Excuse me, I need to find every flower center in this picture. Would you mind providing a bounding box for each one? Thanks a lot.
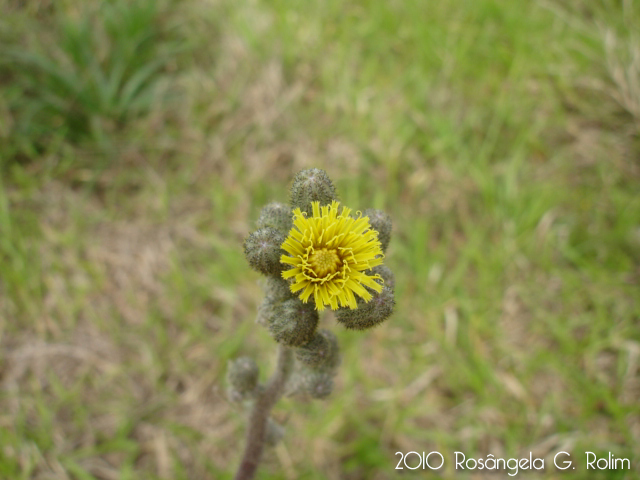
[308,248,341,278]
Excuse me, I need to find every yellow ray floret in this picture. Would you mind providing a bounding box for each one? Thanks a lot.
[280,201,384,311]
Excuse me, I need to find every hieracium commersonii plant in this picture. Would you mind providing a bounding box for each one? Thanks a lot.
[230,168,395,480]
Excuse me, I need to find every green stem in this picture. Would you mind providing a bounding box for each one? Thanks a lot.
[233,344,293,480]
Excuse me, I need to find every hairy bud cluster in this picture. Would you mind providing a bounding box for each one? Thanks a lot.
[290,168,338,215]
[267,298,319,346]
[243,167,397,412]
[257,202,293,234]
[363,208,392,252]
[335,286,395,330]
[227,356,259,401]
[244,228,285,277]
[295,329,340,370]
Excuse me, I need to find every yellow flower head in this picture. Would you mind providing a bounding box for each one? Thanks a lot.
[280,201,384,311]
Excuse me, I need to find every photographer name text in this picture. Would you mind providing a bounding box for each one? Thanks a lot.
[395,451,631,475]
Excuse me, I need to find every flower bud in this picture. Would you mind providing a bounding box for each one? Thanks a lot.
[268,298,319,346]
[227,357,259,399]
[244,227,286,277]
[363,208,392,252]
[303,371,334,399]
[290,168,338,215]
[369,264,395,291]
[265,276,295,302]
[265,418,285,447]
[295,329,340,371]
[255,295,278,327]
[227,388,244,403]
[255,278,296,326]
[335,286,395,330]
[257,202,293,235]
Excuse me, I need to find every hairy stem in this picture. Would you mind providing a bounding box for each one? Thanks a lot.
[234,344,293,480]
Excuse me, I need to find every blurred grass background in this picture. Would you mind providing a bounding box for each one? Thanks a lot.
[0,0,639,479]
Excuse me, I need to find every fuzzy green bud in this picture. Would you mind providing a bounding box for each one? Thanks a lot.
[335,286,395,330]
[257,202,293,235]
[268,298,319,346]
[290,168,338,215]
[256,277,296,326]
[265,418,285,447]
[227,357,259,400]
[295,329,340,371]
[265,277,295,302]
[303,371,334,399]
[256,295,278,327]
[363,208,392,252]
[369,265,395,291]
[244,227,286,277]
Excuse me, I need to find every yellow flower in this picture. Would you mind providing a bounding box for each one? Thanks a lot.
[280,201,384,311]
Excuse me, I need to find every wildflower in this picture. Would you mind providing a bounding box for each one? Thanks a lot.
[233,169,396,479]
[280,200,384,311]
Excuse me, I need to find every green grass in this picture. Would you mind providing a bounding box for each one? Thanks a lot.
[0,0,185,165]
[0,0,639,479]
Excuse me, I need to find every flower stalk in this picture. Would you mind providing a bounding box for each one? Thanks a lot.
[230,168,396,478]
[233,345,293,480]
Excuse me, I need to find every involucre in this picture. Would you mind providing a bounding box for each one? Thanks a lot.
[264,276,295,302]
[368,264,395,291]
[244,227,286,277]
[295,329,340,371]
[257,202,293,234]
[302,371,334,399]
[268,298,319,346]
[290,168,338,215]
[227,356,259,399]
[265,418,285,447]
[335,286,395,330]
[363,208,392,252]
